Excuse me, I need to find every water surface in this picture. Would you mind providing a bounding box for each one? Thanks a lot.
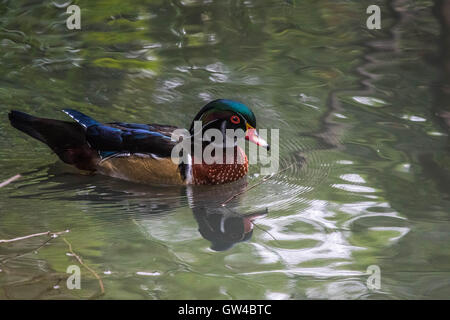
[0,0,449,299]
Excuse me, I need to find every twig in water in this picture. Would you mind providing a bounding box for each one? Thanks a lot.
[0,174,21,188]
[62,238,105,297]
[0,230,70,265]
[221,164,294,207]
[250,221,279,243]
[0,230,69,244]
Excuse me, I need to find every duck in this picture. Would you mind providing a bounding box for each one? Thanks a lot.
[8,99,269,185]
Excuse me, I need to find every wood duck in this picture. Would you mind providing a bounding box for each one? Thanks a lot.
[9,99,269,185]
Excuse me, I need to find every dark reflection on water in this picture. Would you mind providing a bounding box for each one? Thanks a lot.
[187,181,268,252]
[0,0,449,299]
[10,167,268,252]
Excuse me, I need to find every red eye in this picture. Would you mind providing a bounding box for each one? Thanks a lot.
[230,115,240,124]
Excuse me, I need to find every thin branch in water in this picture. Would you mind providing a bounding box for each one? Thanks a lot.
[221,164,294,207]
[249,220,280,243]
[0,230,70,265]
[1,238,52,265]
[0,230,70,244]
[0,174,21,188]
[62,238,105,297]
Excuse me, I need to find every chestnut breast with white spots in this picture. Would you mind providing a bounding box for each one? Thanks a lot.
[192,146,249,185]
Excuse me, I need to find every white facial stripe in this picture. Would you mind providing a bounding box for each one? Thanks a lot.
[185,153,193,184]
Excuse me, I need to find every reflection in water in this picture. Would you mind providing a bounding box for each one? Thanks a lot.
[8,165,266,252]
[187,181,268,251]
[193,208,265,251]
[433,0,450,132]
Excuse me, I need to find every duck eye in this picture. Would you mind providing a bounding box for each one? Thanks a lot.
[230,115,240,124]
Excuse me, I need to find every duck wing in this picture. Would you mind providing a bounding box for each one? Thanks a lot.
[63,109,181,159]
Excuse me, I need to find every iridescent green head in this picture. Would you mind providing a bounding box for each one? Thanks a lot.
[189,99,269,149]
[189,99,256,133]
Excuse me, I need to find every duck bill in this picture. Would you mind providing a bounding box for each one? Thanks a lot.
[245,128,270,150]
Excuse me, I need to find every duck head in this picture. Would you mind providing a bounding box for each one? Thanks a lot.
[189,99,269,150]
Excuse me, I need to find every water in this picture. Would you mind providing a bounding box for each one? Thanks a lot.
[0,0,449,299]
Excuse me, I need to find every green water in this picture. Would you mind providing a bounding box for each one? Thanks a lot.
[0,0,449,299]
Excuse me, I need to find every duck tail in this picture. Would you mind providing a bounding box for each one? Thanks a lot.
[8,110,99,171]
[8,110,47,144]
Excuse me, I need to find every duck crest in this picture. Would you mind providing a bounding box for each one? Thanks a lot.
[192,146,248,185]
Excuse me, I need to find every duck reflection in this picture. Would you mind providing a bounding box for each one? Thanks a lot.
[14,164,267,251]
[193,208,266,251]
[187,180,267,251]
